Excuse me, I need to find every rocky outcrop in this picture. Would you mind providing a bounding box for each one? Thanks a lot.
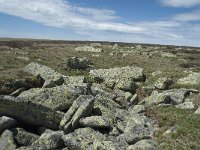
[66,57,93,70]
[25,62,64,88]
[0,95,64,129]
[18,84,88,110]
[154,77,173,90]
[60,95,95,133]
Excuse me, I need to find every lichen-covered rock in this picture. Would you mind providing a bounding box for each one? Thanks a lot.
[12,128,39,146]
[79,116,111,130]
[60,95,95,134]
[18,84,88,111]
[124,114,156,144]
[154,77,173,90]
[129,105,145,114]
[75,46,103,52]
[31,131,64,150]
[142,91,170,107]
[176,102,195,110]
[64,76,85,85]
[66,57,93,70]
[127,139,157,150]
[163,88,199,104]
[24,62,64,88]
[130,94,139,105]
[0,116,17,133]
[177,72,200,85]
[90,66,145,84]
[62,127,106,150]
[161,52,176,58]
[90,43,101,47]
[0,130,17,150]
[194,107,200,114]
[0,95,64,130]
[115,78,136,92]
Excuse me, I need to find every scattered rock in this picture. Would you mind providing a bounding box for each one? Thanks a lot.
[112,44,119,49]
[163,88,199,104]
[130,94,139,105]
[0,130,17,150]
[163,125,179,136]
[0,95,64,129]
[176,102,195,110]
[24,62,64,88]
[130,105,145,114]
[90,66,145,84]
[177,72,200,85]
[31,131,64,150]
[0,116,17,133]
[127,139,157,150]
[161,52,176,58]
[17,56,30,61]
[18,84,88,111]
[194,107,200,114]
[66,57,93,70]
[60,95,95,134]
[12,128,39,146]
[79,116,111,130]
[75,45,103,52]
[154,77,173,90]
[90,43,101,47]
[115,78,136,92]
[62,127,105,149]
[142,91,170,107]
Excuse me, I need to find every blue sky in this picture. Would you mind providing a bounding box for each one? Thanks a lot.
[0,0,200,46]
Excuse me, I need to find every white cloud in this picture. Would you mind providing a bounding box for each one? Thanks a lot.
[173,10,200,21]
[161,0,200,7]
[0,0,143,33]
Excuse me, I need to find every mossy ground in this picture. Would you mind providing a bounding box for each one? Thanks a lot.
[0,39,200,149]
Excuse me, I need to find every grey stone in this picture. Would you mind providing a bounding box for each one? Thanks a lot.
[18,84,88,111]
[142,91,170,107]
[13,128,39,146]
[62,127,106,150]
[66,57,93,70]
[115,78,136,92]
[0,95,64,130]
[163,88,199,104]
[31,131,64,150]
[0,130,17,150]
[124,114,156,144]
[0,116,17,133]
[130,94,139,105]
[194,107,200,114]
[75,46,103,52]
[60,95,94,134]
[127,139,157,150]
[130,105,146,114]
[24,62,64,88]
[154,77,173,90]
[79,116,111,130]
[176,102,195,110]
[90,66,145,84]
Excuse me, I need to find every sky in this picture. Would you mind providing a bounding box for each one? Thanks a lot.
[0,0,200,47]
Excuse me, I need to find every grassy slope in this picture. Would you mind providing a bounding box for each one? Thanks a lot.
[0,39,200,149]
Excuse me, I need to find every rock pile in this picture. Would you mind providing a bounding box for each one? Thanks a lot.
[0,62,199,150]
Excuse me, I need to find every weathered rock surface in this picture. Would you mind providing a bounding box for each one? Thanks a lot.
[142,91,170,107]
[194,107,200,114]
[177,72,200,85]
[31,131,64,150]
[13,128,39,146]
[163,88,199,104]
[0,130,17,150]
[90,66,145,84]
[176,102,195,110]
[154,77,173,90]
[18,84,88,110]
[0,116,17,133]
[127,139,157,150]
[60,95,94,133]
[0,95,64,129]
[25,62,64,88]
[79,116,111,130]
[66,57,93,70]
[124,114,156,144]
[75,45,103,52]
